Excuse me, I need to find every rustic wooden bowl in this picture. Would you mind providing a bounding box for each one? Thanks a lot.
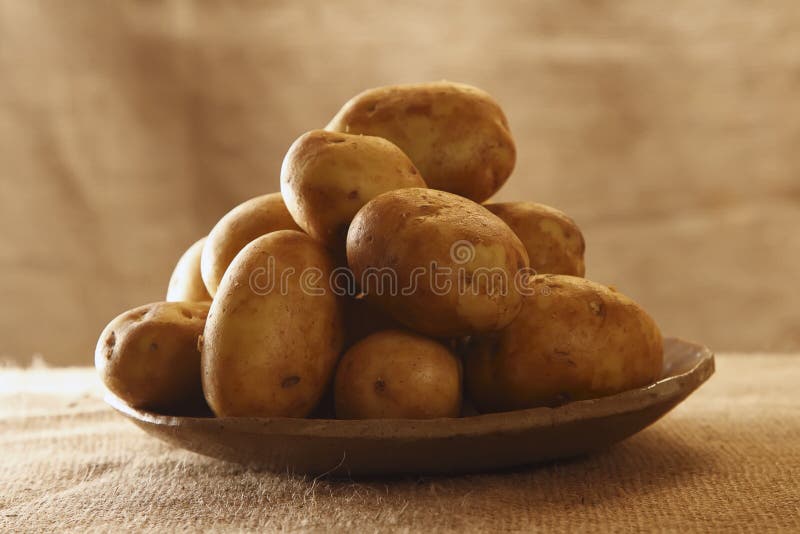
[106,337,714,476]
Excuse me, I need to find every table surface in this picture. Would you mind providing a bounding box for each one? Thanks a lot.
[2,353,799,533]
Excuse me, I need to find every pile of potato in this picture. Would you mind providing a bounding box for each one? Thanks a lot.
[96,82,663,420]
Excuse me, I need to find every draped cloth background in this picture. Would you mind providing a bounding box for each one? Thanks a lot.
[1,1,799,365]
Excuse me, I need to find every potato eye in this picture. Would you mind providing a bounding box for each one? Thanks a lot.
[281,376,301,388]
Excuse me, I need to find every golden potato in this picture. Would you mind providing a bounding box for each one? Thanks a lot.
[201,192,300,297]
[281,130,426,249]
[201,230,344,418]
[166,237,211,302]
[464,275,663,413]
[346,188,529,338]
[334,330,462,419]
[95,301,210,412]
[326,81,515,203]
[484,202,586,277]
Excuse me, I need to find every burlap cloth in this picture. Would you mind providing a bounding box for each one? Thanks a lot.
[1,354,798,533]
[3,1,800,366]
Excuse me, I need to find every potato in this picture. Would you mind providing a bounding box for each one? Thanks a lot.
[346,188,530,338]
[95,301,210,412]
[334,330,462,419]
[166,237,211,302]
[326,81,515,203]
[464,275,663,413]
[201,230,344,417]
[281,130,426,249]
[484,202,586,277]
[201,192,300,297]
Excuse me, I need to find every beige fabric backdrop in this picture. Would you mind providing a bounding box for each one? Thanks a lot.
[1,1,799,365]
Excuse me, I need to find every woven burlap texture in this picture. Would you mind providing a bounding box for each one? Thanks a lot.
[1,353,798,532]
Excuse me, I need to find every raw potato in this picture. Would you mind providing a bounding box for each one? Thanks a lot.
[95,301,210,412]
[166,237,211,302]
[485,202,586,277]
[201,230,344,417]
[201,192,300,297]
[464,275,663,413]
[281,129,426,249]
[346,188,530,338]
[326,81,515,203]
[334,330,462,419]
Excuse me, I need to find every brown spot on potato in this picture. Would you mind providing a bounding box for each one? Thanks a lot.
[149,342,158,352]
[374,379,387,393]
[589,301,605,317]
[128,309,147,321]
[417,204,441,215]
[180,308,193,319]
[347,190,359,200]
[105,331,116,359]
[281,376,301,388]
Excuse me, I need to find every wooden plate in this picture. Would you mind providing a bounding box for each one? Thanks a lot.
[106,337,714,476]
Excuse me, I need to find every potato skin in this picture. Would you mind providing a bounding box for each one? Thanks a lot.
[484,202,586,277]
[95,301,210,412]
[201,230,344,418]
[280,130,426,249]
[334,330,462,419]
[346,188,529,338]
[464,275,663,413]
[166,237,212,302]
[326,81,515,203]
[201,193,300,297]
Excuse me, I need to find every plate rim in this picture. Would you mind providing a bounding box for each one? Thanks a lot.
[105,337,714,440]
